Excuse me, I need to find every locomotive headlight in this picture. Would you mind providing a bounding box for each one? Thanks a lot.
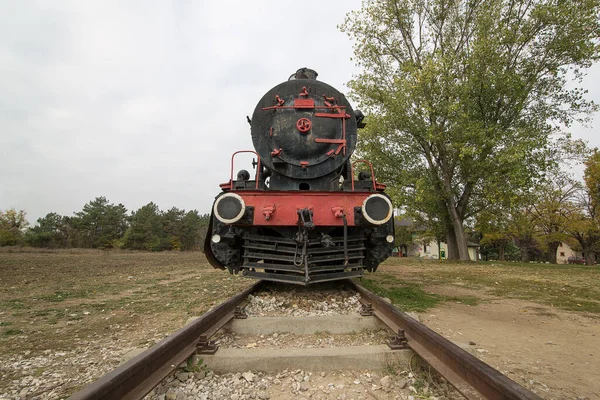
[211,234,221,243]
[214,193,246,224]
[362,194,393,225]
[386,235,394,243]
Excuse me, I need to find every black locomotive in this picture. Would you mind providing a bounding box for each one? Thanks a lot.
[204,68,395,285]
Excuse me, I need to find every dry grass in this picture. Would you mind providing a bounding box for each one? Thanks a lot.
[0,249,252,361]
[374,257,600,313]
[2,249,599,395]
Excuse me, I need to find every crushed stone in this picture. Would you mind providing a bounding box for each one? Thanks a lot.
[245,288,362,317]
[145,368,458,400]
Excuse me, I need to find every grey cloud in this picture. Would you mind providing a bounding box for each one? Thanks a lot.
[1,0,598,223]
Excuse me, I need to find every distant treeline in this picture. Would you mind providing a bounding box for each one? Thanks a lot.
[0,197,210,251]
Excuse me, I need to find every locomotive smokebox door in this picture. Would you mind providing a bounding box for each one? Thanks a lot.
[251,77,358,181]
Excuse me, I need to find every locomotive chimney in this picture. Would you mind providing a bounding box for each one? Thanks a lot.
[289,67,318,80]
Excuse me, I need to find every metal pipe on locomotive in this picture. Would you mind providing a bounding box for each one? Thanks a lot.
[204,68,395,285]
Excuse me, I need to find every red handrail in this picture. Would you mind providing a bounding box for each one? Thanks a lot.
[350,159,377,191]
[230,150,261,190]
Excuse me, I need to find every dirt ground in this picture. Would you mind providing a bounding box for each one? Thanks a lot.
[1,249,599,399]
[376,259,600,400]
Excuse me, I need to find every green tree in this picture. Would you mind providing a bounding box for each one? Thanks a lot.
[477,209,512,261]
[25,213,69,248]
[564,204,599,265]
[564,151,600,265]
[73,197,128,248]
[179,211,210,251]
[393,216,416,256]
[506,208,540,262]
[123,202,163,251]
[341,0,600,260]
[584,150,600,212]
[162,207,185,250]
[530,173,579,263]
[0,209,29,246]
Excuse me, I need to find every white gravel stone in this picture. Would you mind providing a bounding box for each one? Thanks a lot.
[176,372,190,382]
[245,291,362,317]
[380,375,391,388]
[242,371,255,382]
[165,389,177,400]
[0,340,124,400]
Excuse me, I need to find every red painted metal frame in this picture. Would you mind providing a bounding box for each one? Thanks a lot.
[313,112,351,119]
[229,191,372,226]
[294,98,315,108]
[229,150,261,190]
[262,105,346,111]
[351,160,377,191]
[315,138,346,155]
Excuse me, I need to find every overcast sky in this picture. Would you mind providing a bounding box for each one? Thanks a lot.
[1,1,599,223]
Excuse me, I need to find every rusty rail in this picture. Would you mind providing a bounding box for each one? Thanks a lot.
[70,278,543,400]
[69,281,264,400]
[349,280,542,400]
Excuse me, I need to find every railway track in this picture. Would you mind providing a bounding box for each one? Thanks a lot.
[69,280,542,400]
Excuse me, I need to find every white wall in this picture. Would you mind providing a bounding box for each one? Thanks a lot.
[415,240,478,261]
[556,242,578,264]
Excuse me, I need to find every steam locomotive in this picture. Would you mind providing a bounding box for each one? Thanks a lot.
[204,68,394,285]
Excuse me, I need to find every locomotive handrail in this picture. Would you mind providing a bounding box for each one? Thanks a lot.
[230,150,261,190]
[350,160,377,191]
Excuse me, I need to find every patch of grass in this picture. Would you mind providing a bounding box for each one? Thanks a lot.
[359,274,443,312]
[383,360,405,376]
[33,309,53,317]
[3,329,24,336]
[38,290,91,303]
[358,273,481,312]
[429,269,600,313]
[181,356,207,373]
[382,358,460,398]
[0,299,28,310]
[380,257,600,313]
[0,322,12,327]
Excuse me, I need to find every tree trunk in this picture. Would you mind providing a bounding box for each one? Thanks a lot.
[498,245,505,261]
[520,245,529,262]
[587,251,596,266]
[447,205,470,261]
[579,240,597,266]
[446,229,459,260]
[548,241,560,264]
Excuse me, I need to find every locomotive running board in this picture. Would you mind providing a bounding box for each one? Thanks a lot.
[242,270,364,286]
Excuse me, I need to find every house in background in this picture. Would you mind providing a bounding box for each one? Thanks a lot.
[393,217,480,261]
[414,240,480,261]
[556,242,583,264]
